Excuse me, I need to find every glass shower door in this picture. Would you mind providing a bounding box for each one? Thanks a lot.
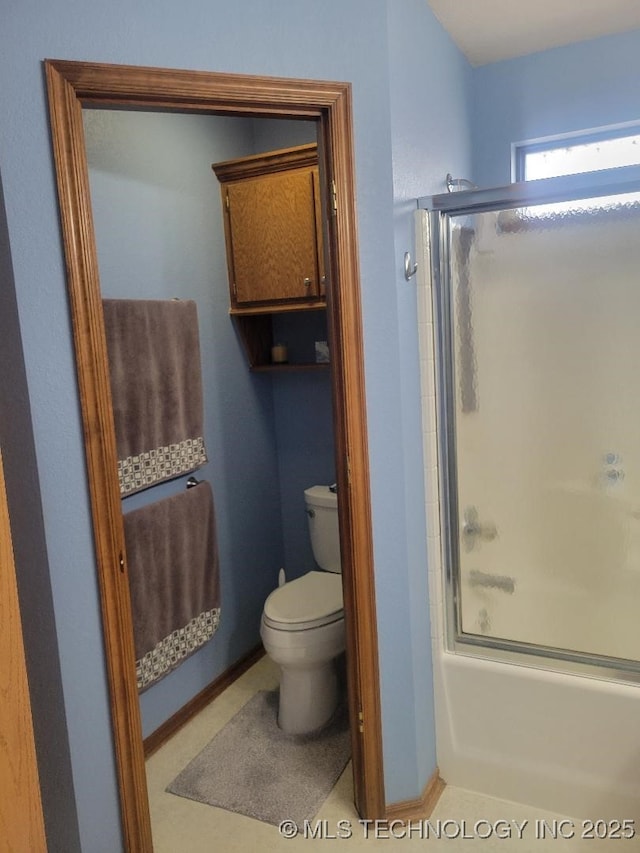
[441,189,640,667]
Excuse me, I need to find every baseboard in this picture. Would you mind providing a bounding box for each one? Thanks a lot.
[143,644,265,758]
[384,768,446,822]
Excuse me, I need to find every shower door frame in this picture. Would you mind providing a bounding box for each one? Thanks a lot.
[419,166,640,684]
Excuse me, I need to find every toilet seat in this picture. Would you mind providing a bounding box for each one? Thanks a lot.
[263,570,343,632]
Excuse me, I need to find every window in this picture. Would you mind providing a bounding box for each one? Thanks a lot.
[514,127,640,182]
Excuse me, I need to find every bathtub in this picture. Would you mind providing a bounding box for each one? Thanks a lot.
[432,648,640,820]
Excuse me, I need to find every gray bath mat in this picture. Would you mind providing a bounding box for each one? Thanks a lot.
[166,690,350,826]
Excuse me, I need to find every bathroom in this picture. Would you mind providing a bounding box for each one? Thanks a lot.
[83,79,640,836]
[82,106,344,748]
[7,3,640,851]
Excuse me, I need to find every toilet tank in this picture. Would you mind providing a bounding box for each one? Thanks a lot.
[304,485,341,573]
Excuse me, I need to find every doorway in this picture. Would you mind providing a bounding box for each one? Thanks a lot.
[45,59,383,850]
[83,106,333,740]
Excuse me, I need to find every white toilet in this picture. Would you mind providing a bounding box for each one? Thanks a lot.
[260,485,345,735]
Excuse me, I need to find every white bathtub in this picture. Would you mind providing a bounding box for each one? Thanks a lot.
[432,648,640,821]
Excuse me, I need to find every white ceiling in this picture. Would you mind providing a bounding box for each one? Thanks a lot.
[427,0,640,66]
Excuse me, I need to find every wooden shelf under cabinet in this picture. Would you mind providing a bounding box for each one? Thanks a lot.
[231,305,329,372]
[250,362,330,373]
[228,300,325,317]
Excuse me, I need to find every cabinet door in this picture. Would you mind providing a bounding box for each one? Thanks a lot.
[226,167,320,305]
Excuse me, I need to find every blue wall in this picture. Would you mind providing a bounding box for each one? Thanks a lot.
[384,0,473,800]
[1,0,472,848]
[472,28,640,187]
[0,174,82,853]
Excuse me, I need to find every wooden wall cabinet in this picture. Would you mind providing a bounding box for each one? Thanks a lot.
[212,144,329,371]
[212,143,326,310]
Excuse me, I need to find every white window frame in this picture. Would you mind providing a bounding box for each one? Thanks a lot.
[511,121,640,183]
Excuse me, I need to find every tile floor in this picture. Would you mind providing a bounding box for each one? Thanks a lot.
[146,657,630,851]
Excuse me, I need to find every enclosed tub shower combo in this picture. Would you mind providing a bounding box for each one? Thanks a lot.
[417,168,640,818]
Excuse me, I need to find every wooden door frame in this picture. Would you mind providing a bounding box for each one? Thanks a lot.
[45,59,384,850]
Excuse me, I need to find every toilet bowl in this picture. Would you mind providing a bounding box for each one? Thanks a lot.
[260,485,345,735]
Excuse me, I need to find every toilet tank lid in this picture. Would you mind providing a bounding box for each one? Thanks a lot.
[264,571,343,625]
[304,485,337,509]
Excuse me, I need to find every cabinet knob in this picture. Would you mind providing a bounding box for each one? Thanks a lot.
[303,277,312,288]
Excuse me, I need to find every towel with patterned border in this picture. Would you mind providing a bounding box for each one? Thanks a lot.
[103,298,208,495]
[123,481,220,692]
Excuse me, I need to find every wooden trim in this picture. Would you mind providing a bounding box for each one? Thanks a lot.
[45,62,152,853]
[143,646,265,758]
[229,301,326,316]
[212,143,318,182]
[44,58,384,850]
[44,60,341,116]
[0,448,48,851]
[385,769,446,823]
[320,79,385,819]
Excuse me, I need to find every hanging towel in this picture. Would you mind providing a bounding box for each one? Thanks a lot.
[123,481,221,692]
[103,298,208,495]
